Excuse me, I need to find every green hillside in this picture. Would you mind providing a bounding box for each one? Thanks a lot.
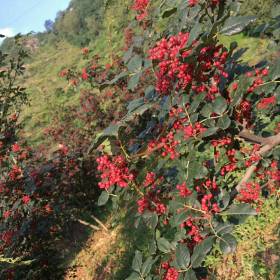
[18,0,133,146]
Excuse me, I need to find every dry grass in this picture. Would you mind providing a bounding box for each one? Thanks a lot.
[64,222,122,280]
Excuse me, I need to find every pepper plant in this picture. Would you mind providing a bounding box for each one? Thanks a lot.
[92,0,280,279]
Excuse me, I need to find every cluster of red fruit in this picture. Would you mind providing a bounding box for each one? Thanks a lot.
[148,132,180,160]
[96,155,134,189]
[235,68,274,127]
[149,32,229,98]
[237,182,261,203]
[132,0,149,21]
[163,265,179,280]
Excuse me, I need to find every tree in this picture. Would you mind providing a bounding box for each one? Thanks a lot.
[44,19,54,32]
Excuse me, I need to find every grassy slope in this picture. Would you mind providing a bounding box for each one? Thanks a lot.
[20,0,132,147]
[21,41,82,146]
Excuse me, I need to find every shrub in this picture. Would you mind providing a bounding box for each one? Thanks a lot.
[87,0,280,279]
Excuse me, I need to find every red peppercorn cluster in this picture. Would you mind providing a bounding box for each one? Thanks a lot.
[137,196,166,215]
[211,137,232,147]
[82,47,89,55]
[148,132,180,160]
[221,157,237,176]
[268,161,280,182]
[143,172,156,187]
[181,218,203,243]
[246,68,268,93]
[132,0,149,21]
[164,267,179,280]
[148,32,191,94]
[235,68,270,127]
[237,182,261,203]
[0,230,14,246]
[8,165,23,181]
[137,197,150,213]
[176,182,192,197]
[188,0,199,7]
[201,193,219,213]
[183,123,206,139]
[96,155,134,189]
[22,195,31,204]
[59,68,69,78]
[149,33,229,96]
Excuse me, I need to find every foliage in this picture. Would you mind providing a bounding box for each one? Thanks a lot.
[0,39,100,279]
[1,0,280,279]
[53,0,106,46]
[239,0,279,25]
[85,0,280,279]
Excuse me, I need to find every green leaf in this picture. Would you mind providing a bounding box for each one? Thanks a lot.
[97,191,109,206]
[143,212,158,230]
[168,200,184,212]
[231,76,251,106]
[202,127,219,138]
[189,93,206,113]
[191,236,215,268]
[268,58,280,81]
[125,272,140,280]
[217,115,231,130]
[174,210,189,226]
[141,256,158,277]
[184,269,197,280]
[157,237,172,253]
[103,122,123,137]
[213,96,228,115]
[201,104,213,118]
[127,55,143,72]
[271,5,280,18]
[132,251,143,273]
[221,16,257,35]
[105,71,128,85]
[162,7,177,18]
[187,22,202,47]
[219,233,237,254]
[128,72,141,90]
[215,223,234,235]
[125,103,155,122]
[224,203,257,216]
[128,98,145,113]
[148,240,157,255]
[175,244,190,269]
[145,85,156,100]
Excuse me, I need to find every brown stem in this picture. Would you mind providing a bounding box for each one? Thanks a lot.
[77,219,100,231]
[90,215,109,232]
[236,132,280,191]
[238,129,270,145]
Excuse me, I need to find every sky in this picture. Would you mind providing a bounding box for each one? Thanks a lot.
[0,0,71,42]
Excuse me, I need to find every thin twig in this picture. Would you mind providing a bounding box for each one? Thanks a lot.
[236,132,280,192]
